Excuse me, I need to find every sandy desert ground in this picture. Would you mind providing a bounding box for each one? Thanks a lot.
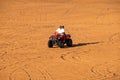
[0,0,120,80]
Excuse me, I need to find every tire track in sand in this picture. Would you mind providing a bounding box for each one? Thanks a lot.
[60,48,91,62]
[90,60,120,80]
[8,60,54,80]
[108,32,120,44]
[9,68,31,80]
[22,62,54,80]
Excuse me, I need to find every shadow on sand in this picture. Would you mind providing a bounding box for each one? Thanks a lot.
[72,42,100,47]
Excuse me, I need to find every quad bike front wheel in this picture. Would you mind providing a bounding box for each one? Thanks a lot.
[59,41,64,48]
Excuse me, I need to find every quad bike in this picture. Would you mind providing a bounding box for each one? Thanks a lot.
[48,33,72,48]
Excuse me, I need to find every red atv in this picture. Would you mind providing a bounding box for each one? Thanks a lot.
[48,32,72,48]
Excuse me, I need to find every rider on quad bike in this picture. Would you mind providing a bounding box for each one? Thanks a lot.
[55,25,66,41]
[48,25,72,48]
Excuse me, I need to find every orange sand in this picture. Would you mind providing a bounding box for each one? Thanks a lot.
[0,0,120,80]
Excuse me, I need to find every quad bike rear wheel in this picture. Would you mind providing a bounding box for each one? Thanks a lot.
[48,40,53,48]
[66,39,72,47]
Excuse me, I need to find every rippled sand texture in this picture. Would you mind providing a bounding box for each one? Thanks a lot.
[0,0,120,80]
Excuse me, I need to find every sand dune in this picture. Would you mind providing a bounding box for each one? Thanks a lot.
[0,0,120,80]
